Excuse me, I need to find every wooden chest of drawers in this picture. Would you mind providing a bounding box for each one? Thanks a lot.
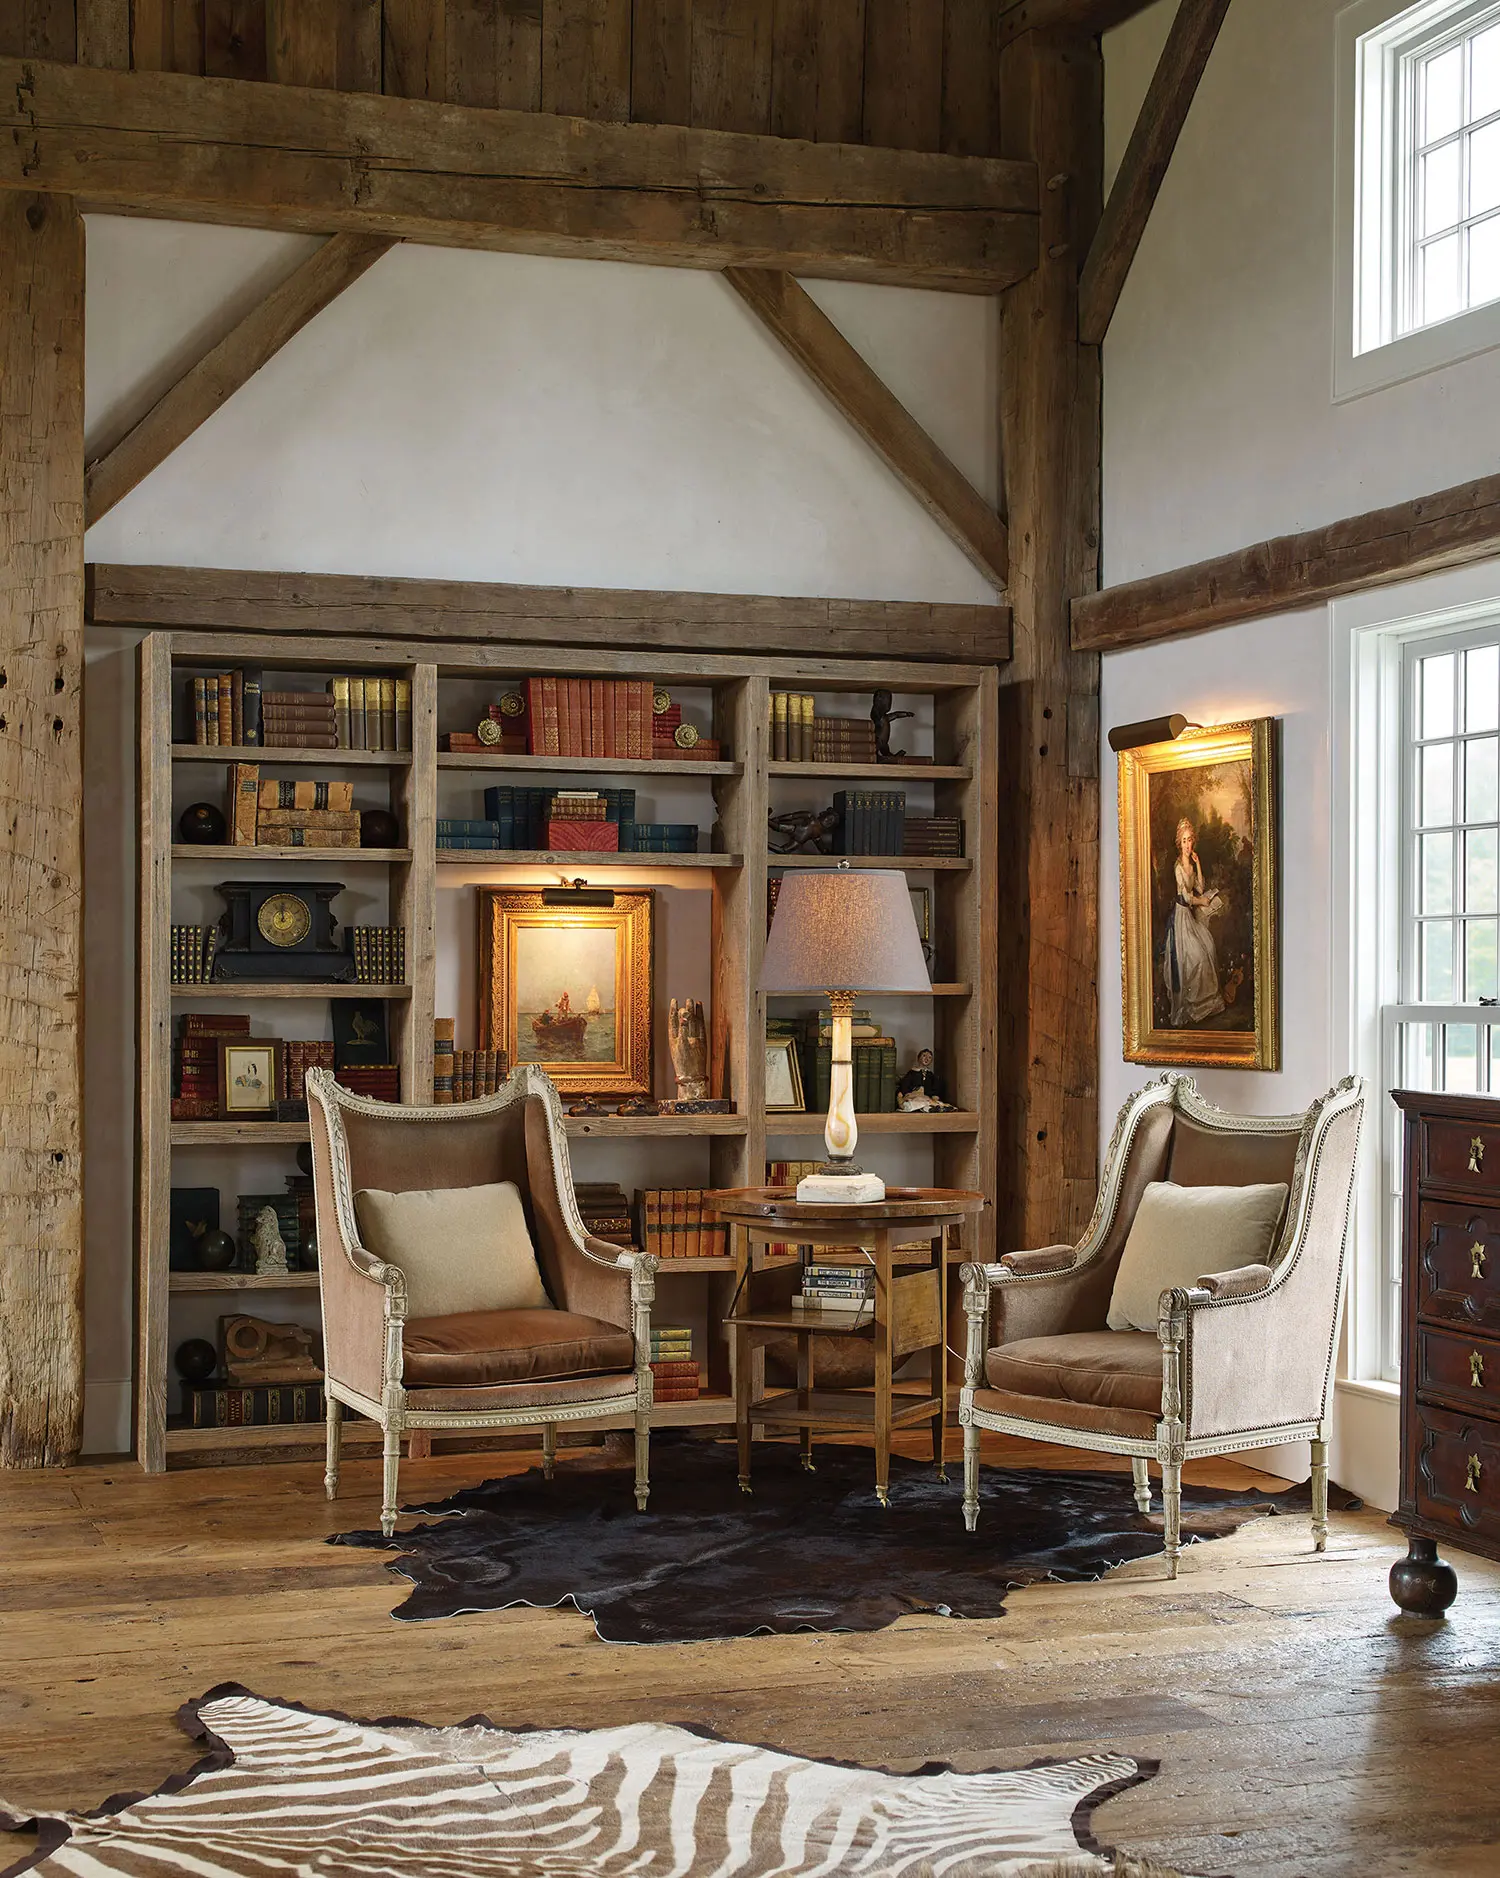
[1390,1091,1500,1614]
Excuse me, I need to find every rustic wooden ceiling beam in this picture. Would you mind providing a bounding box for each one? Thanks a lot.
[0,58,1039,293]
[86,232,395,525]
[1071,473,1500,652]
[86,564,1013,665]
[1077,0,1231,347]
[724,269,1008,592]
[998,0,1162,50]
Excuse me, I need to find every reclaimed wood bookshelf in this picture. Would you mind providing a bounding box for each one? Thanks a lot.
[136,630,997,1470]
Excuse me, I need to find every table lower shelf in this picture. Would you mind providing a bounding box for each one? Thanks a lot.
[743,1388,943,1429]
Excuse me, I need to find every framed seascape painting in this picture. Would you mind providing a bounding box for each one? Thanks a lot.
[478,889,653,1097]
[1118,719,1280,1070]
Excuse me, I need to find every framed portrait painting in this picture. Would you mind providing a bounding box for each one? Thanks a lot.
[218,1039,281,1118]
[479,888,653,1097]
[1118,719,1280,1070]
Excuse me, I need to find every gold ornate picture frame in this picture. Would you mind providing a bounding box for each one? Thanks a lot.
[1118,719,1280,1070]
[479,888,654,1097]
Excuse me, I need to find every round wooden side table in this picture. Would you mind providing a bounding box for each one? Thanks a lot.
[709,1185,985,1506]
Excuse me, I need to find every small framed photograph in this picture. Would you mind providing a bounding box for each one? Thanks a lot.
[764,1036,805,1112]
[218,1039,282,1119]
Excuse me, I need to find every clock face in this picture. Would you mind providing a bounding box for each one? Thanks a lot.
[257,891,313,948]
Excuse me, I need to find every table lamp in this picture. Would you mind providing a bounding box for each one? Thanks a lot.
[760,864,932,1202]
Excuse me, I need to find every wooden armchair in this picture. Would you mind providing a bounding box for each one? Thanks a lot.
[959,1074,1365,1574]
[306,1065,656,1535]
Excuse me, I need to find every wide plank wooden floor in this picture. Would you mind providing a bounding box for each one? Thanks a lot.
[0,1433,1497,1877]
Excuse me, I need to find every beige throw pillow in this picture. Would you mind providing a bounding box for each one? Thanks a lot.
[1106,1180,1288,1333]
[354,1180,550,1321]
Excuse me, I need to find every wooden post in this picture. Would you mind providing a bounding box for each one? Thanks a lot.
[0,192,85,1468]
[996,30,1103,1251]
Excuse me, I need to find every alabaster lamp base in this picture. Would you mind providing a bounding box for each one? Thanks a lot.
[797,1169,887,1204]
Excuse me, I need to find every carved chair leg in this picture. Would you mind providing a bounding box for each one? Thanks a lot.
[1162,1459,1183,1579]
[962,1417,980,1532]
[542,1423,556,1481]
[1311,1435,1330,1553]
[324,1396,342,1502]
[634,1406,650,1512]
[1131,1455,1151,1515]
[381,1422,401,1539]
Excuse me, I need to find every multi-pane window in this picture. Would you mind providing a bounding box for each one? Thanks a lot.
[1408,12,1500,329]
[1351,0,1500,357]
[1382,629,1500,1375]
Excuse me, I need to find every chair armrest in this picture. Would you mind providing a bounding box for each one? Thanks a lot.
[1194,1262,1273,1299]
[1002,1244,1076,1275]
[1167,1275,1333,1439]
[317,1226,402,1405]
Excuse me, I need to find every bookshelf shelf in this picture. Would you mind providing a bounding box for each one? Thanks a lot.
[169,1272,321,1292]
[173,744,412,767]
[171,845,412,862]
[768,761,970,782]
[439,752,741,778]
[436,849,742,869]
[171,1123,311,1144]
[770,854,971,871]
[170,983,411,999]
[765,1111,982,1135]
[139,632,996,1474]
[563,1114,747,1138]
[766,983,971,999]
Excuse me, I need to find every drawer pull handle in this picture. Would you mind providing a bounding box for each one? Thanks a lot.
[1472,1136,1487,1174]
[1466,1454,1483,1493]
[1473,1350,1486,1387]
[1472,1241,1487,1280]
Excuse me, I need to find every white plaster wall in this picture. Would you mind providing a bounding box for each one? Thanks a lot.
[83,219,998,602]
[81,217,1001,1453]
[1103,0,1500,586]
[1095,0,1500,1509]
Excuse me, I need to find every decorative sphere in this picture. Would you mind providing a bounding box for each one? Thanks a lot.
[195,1227,238,1271]
[178,801,227,845]
[296,1144,314,1178]
[360,808,400,848]
[174,1338,218,1384]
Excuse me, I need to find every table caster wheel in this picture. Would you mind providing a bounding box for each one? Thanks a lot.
[875,1487,890,1509]
[738,1478,753,1496]
[935,1465,948,1484]
[800,1456,817,1473]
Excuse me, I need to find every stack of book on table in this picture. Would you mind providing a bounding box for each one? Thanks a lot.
[649,1326,700,1402]
[792,1263,875,1316]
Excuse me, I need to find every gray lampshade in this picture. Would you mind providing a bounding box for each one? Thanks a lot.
[760,869,931,992]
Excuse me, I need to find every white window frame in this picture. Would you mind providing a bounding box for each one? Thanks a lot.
[1336,0,1500,399]
[1338,572,1500,1387]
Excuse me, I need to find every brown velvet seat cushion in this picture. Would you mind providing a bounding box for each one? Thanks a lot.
[984,1330,1162,1415]
[403,1308,635,1388]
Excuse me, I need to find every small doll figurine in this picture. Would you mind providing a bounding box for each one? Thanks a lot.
[896,1048,952,1112]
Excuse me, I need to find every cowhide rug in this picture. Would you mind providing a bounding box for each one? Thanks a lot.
[333,1440,1356,1641]
[0,1687,1194,1878]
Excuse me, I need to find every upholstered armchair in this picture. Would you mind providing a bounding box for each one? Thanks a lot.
[960,1074,1365,1574]
[306,1065,656,1536]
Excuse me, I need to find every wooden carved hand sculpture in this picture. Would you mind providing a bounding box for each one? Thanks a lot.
[669,997,709,1100]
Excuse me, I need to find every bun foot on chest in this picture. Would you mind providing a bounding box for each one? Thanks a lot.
[1389,1536,1459,1616]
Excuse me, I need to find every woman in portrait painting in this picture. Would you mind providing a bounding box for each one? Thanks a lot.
[1163,817,1226,1027]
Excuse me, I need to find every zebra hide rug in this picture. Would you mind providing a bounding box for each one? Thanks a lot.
[0,1687,1194,1878]
[334,1440,1355,1641]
